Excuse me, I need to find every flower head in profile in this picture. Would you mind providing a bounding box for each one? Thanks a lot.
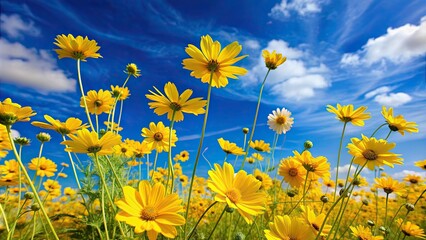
[141,122,177,153]
[374,177,405,195]
[264,215,314,240]
[300,205,331,237]
[61,129,121,156]
[111,85,130,101]
[174,150,189,162]
[414,159,426,170]
[182,35,248,88]
[124,63,141,78]
[253,169,273,190]
[396,219,426,239]
[381,106,418,135]
[125,139,152,158]
[217,138,245,156]
[294,150,330,180]
[404,174,422,184]
[32,114,87,135]
[278,157,307,188]
[327,104,370,126]
[207,162,266,224]
[262,50,286,70]
[0,124,12,158]
[146,82,207,122]
[81,90,114,115]
[115,181,185,239]
[347,135,402,171]
[267,107,294,134]
[350,225,384,240]
[28,157,57,177]
[54,34,101,61]
[249,140,271,153]
[104,121,123,132]
[0,98,36,126]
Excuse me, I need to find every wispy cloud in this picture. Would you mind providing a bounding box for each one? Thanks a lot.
[269,0,327,19]
[180,126,242,141]
[0,14,40,38]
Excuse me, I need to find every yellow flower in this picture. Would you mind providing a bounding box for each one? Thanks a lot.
[125,139,152,158]
[111,85,130,101]
[43,179,61,198]
[322,179,335,188]
[262,50,287,70]
[350,225,383,240]
[404,174,422,184]
[347,135,402,171]
[207,162,266,224]
[414,159,426,170]
[217,138,245,156]
[54,34,101,61]
[326,104,371,126]
[179,175,189,187]
[113,142,135,158]
[141,122,177,153]
[174,150,190,162]
[115,181,185,239]
[374,177,405,195]
[267,107,294,134]
[31,114,87,135]
[64,187,76,198]
[252,152,263,161]
[300,205,331,237]
[294,150,330,180]
[0,159,19,177]
[253,169,273,190]
[0,174,18,186]
[278,157,307,188]
[81,89,114,115]
[381,106,418,135]
[397,219,426,239]
[264,215,314,240]
[28,157,57,177]
[61,129,121,156]
[58,173,67,178]
[104,121,123,132]
[249,140,271,153]
[127,159,142,167]
[182,35,248,88]
[0,98,36,126]
[146,82,207,122]
[124,63,141,77]
[0,124,12,158]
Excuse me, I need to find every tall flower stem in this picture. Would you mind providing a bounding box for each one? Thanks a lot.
[77,59,95,132]
[183,72,213,237]
[371,123,387,137]
[384,193,389,227]
[166,111,176,194]
[150,151,159,181]
[94,153,110,240]
[337,203,364,240]
[116,100,124,131]
[207,205,227,240]
[187,201,218,239]
[0,201,9,233]
[241,69,271,169]
[6,126,59,240]
[62,135,82,189]
[334,122,347,201]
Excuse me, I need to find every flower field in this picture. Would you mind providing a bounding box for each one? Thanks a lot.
[0,34,425,240]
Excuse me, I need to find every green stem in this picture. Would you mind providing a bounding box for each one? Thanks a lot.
[62,135,82,189]
[371,123,387,137]
[116,100,124,132]
[183,72,214,237]
[241,69,271,169]
[166,111,176,194]
[105,156,124,190]
[385,130,392,140]
[303,170,310,205]
[94,154,110,240]
[7,199,28,240]
[31,213,36,240]
[150,151,159,181]
[0,201,10,233]
[334,122,347,201]
[384,193,389,229]
[6,126,59,240]
[76,59,95,131]
[337,203,363,240]
[95,113,99,134]
[207,205,227,240]
[186,201,218,240]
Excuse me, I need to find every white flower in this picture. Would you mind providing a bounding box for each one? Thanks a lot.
[267,108,294,134]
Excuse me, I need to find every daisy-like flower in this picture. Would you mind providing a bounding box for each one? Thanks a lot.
[414,160,426,170]
[125,139,152,158]
[264,215,314,240]
[32,114,87,135]
[278,157,307,188]
[249,140,271,153]
[396,219,426,239]
[141,122,177,153]
[252,152,264,161]
[54,34,101,61]
[207,162,266,224]
[113,142,135,158]
[28,157,57,177]
[0,159,19,177]
[104,121,123,132]
[81,89,115,115]
[300,205,331,237]
[61,129,121,156]
[0,124,12,158]
[263,50,287,70]
[182,35,248,88]
[217,138,245,156]
[327,104,371,126]
[127,159,142,167]
[347,135,402,171]
[146,82,207,122]
[323,179,335,189]
[174,150,190,162]
[267,107,294,134]
[124,63,141,78]
[404,174,423,184]
[350,225,384,240]
[115,181,185,239]
[64,187,77,198]
[111,85,130,101]
[43,179,61,198]
[294,150,330,180]
[374,177,406,195]
[0,98,36,126]
[253,169,273,190]
[381,106,418,135]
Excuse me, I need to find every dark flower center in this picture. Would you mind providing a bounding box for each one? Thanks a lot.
[362,149,378,161]
[169,102,182,111]
[141,206,157,221]
[154,132,163,141]
[207,60,219,72]
[389,125,399,131]
[72,51,85,59]
[87,145,102,153]
[94,100,103,107]
[276,116,286,125]
[288,168,298,177]
[255,175,263,182]
[342,116,352,122]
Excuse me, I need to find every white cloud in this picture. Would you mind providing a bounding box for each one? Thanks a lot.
[373,92,412,107]
[0,14,40,38]
[245,39,329,101]
[244,39,260,50]
[10,129,20,139]
[0,38,76,92]
[269,0,324,18]
[364,86,391,99]
[341,16,426,66]
[332,164,357,177]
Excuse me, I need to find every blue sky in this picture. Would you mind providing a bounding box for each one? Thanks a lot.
[1,0,425,185]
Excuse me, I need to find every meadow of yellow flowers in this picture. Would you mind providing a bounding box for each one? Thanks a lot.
[0,34,425,240]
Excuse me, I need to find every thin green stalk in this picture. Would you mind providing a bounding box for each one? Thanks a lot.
[166,111,176,194]
[207,205,227,240]
[334,121,347,201]
[6,126,59,240]
[150,151,159,181]
[329,184,355,240]
[270,133,279,171]
[32,143,44,184]
[302,170,310,205]
[223,153,228,164]
[186,201,218,240]
[385,130,392,140]
[62,135,82,189]
[95,113,99,134]
[371,123,387,137]
[233,132,248,166]
[105,156,124,190]
[94,154,110,240]
[387,203,404,230]
[183,72,214,237]
[116,100,124,131]
[384,193,389,228]
[7,199,28,240]
[31,213,36,240]
[241,69,271,169]
[337,203,364,240]
[76,59,95,131]
[0,202,10,233]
